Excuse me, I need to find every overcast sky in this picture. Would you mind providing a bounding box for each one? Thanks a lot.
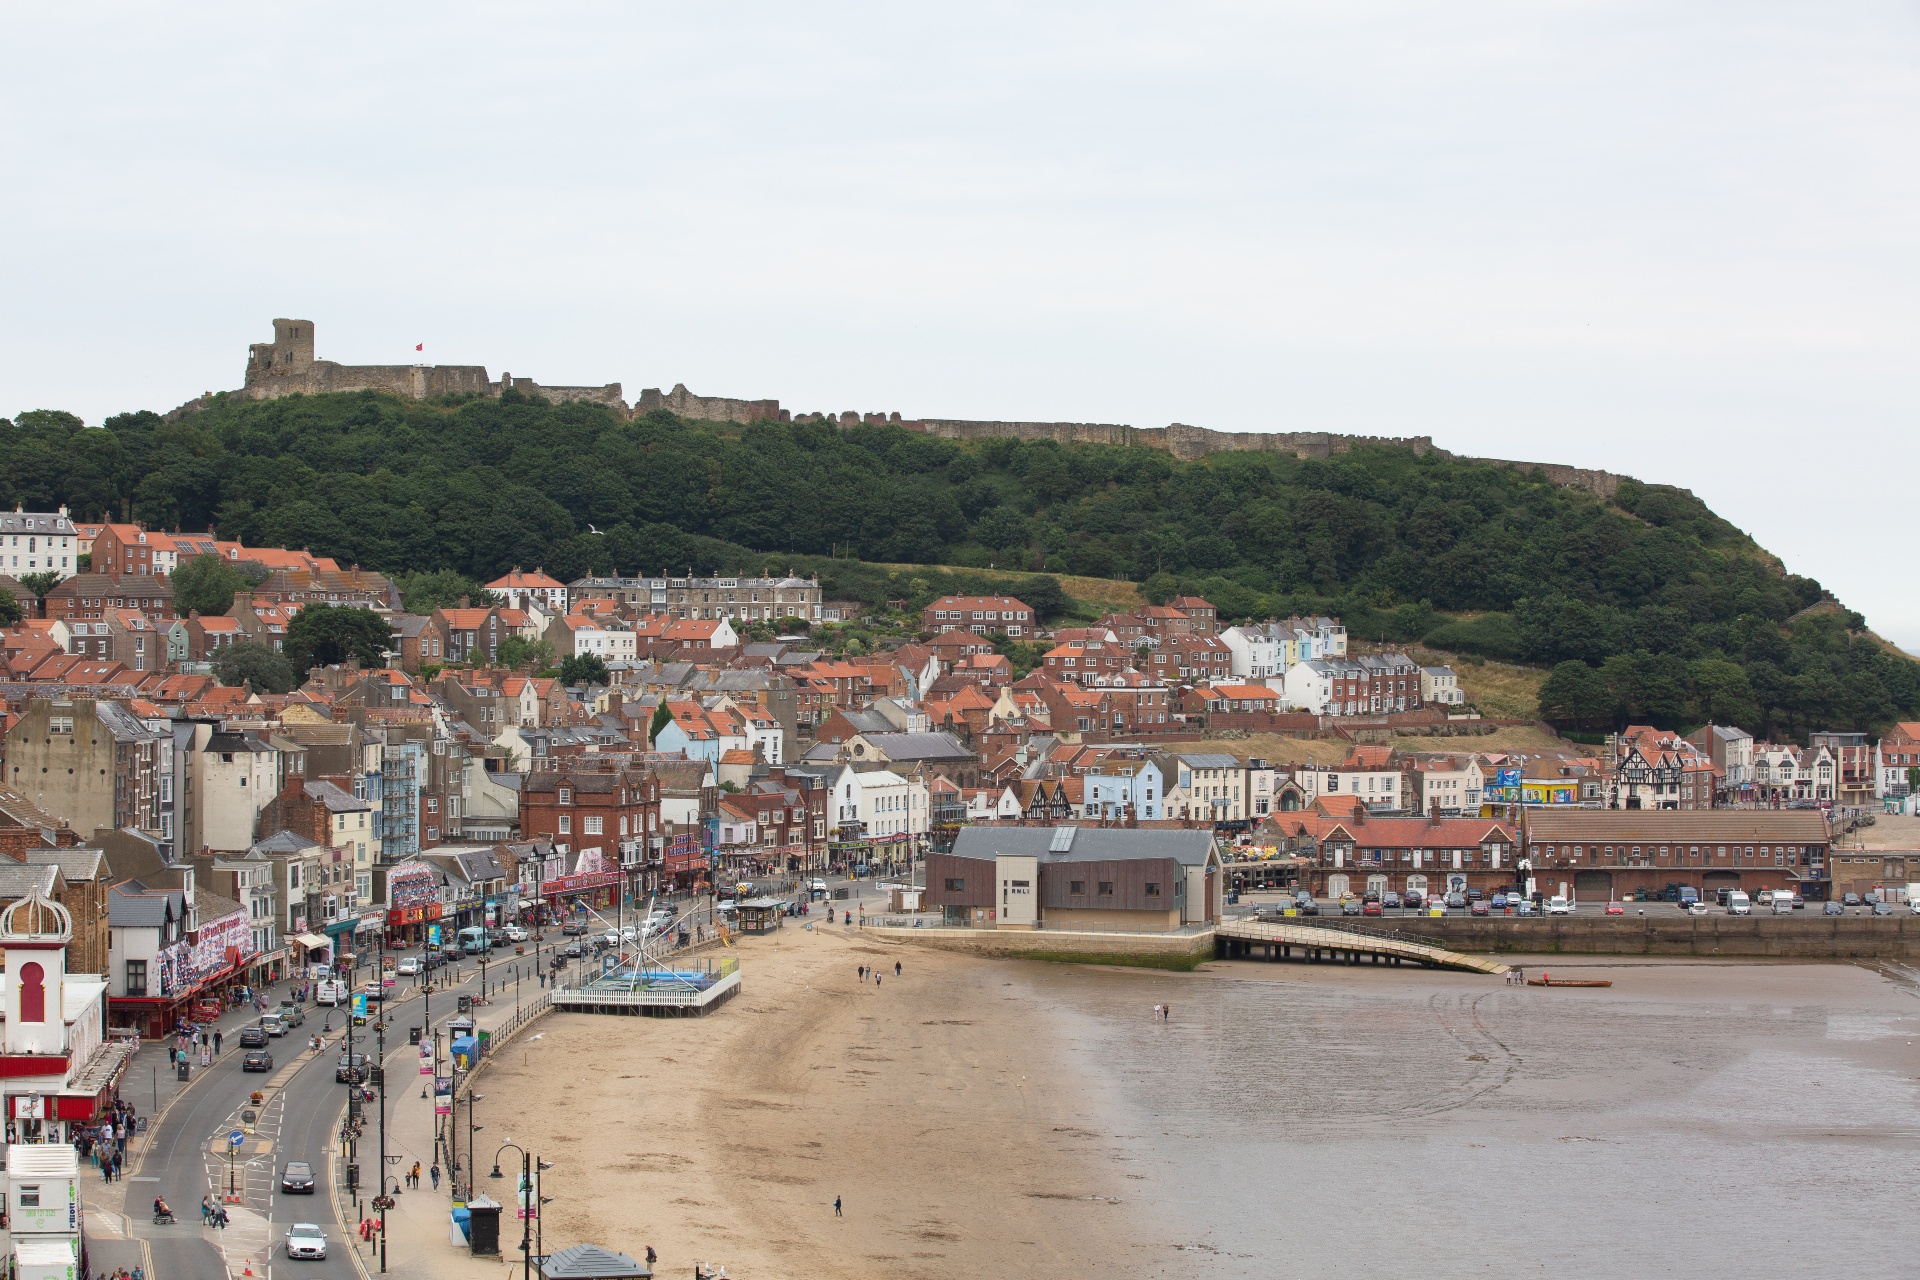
[3,4,1916,641]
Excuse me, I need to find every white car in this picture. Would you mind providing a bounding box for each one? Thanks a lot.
[395,957,422,976]
[809,878,828,895]
[1546,895,1573,915]
[503,926,528,943]
[285,1223,328,1260]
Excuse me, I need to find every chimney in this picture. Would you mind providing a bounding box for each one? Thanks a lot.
[1428,800,1442,826]
[458,595,470,608]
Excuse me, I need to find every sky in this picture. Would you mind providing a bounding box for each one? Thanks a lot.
[2,3,1916,640]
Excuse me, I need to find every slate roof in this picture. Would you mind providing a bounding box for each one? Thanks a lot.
[859,731,974,762]
[949,825,1217,866]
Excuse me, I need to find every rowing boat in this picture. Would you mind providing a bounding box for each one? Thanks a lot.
[1526,977,1612,988]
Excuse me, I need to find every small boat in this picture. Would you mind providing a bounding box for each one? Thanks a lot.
[1526,976,1612,988]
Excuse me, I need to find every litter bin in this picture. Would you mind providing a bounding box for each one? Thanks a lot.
[175,1061,190,1082]
[408,1026,422,1046]
[465,1195,502,1256]
[457,994,472,1015]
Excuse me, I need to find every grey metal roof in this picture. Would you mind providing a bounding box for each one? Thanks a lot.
[949,825,1216,866]
[251,830,324,855]
[22,847,105,880]
[0,864,60,901]
[305,780,371,812]
[859,731,973,761]
[95,699,165,744]
[1168,752,1243,769]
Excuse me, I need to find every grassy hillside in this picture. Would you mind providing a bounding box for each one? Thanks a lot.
[3,389,1913,737]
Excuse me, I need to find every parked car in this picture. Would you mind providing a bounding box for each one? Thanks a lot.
[1604,902,1625,916]
[285,1223,328,1260]
[281,1161,316,1194]
[1515,898,1536,916]
[1546,895,1572,915]
[1489,893,1508,911]
[1402,892,1424,911]
[1465,888,1484,902]
[243,1048,273,1072]
[1363,900,1384,916]
[503,926,529,943]
[1361,890,1381,904]
[1340,899,1364,916]
[1872,901,1895,916]
[1296,899,1320,916]
[336,1053,369,1084]
[395,957,422,976]
[1469,900,1490,916]
[238,1026,269,1049]
[1444,892,1468,910]
[1823,900,1846,916]
[1684,900,1710,916]
[1772,896,1795,916]
[1727,891,1752,916]
[1382,891,1401,909]
[359,983,386,1003]
[1842,892,1862,907]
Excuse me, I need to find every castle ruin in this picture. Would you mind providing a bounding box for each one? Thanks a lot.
[234,319,629,415]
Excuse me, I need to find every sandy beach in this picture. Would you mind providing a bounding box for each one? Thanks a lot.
[474,925,1170,1279]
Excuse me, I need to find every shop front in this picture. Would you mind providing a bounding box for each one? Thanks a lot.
[386,863,444,947]
[539,870,622,914]
[663,833,709,893]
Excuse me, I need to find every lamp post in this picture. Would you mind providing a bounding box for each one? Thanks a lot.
[488,1142,551,1280]
[375,1010,390,1272]
[466,1092,485,1199]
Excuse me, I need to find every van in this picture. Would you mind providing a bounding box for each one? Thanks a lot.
[315,979,344,1006]
[1772,895,1795,916]
[1727,891,1751,916]
[1546,895,1572,915]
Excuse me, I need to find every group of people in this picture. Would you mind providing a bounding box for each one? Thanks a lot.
[90,1267,145,1279]
[855,960,903,988]
[76,1104,136,1180]
[198,1195,231,1228]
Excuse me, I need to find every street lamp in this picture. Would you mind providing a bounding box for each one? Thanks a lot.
[488,1142,549,1280]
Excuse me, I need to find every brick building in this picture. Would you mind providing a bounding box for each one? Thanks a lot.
[920,596,1034,638]
[520,764,663,897]
[1522,809,1832,902]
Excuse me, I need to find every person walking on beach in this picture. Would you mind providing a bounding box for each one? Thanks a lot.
[894,960,901,977]
[834,1195,842,1217]
[1153,1004,1161,1019]
[1162,1003,1171,1020]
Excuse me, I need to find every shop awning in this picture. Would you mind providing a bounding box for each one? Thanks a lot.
[293,933,332,951]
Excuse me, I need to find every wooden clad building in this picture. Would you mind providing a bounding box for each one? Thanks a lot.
[924,826,1221,932]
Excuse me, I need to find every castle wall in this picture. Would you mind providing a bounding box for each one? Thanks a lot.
[497,374,628,416]
[245,359,493,402]
[636,383,785,424]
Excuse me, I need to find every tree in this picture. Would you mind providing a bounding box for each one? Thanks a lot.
[494,636,554,670]
[1537,660,1613,731]
[17,570,61,603]
[284,603,395,675]
[210,640,298,694]
[172,553,262,618]
[649,700,672,744]
[558,652,610,688]
[0,587,20,628]
[394,570,499,616]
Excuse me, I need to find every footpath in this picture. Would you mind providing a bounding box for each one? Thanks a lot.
[331,962,568,1280]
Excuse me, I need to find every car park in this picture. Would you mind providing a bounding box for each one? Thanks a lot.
[281,1161,315,1194]
[243,1048,273,1072]
[238,1026,269,1049]
[285,1223,328,1260]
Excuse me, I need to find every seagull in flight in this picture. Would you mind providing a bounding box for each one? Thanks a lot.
[586,523,603,535]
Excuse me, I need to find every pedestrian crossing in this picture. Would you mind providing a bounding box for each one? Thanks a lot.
[199,1092,286,1278]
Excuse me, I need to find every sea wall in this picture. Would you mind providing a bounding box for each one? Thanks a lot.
[865,923,1215,969]
[1337,915,1920,960]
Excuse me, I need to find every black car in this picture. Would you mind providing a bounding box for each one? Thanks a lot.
[336,1053,369,1084]
[561,922,586,936]
[1872,901,1894,916]
[1340,899,1363,916]
[1296,900,1320,916]
[561,941,584,958]
[1823,900,1845,916]
[243,1048,273,1072]
[238,1026,269,1049]
[281,1161,316,1194]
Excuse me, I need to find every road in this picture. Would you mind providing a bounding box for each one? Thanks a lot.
[122,949,493,1279]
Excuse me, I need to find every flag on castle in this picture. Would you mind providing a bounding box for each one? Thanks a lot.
[415,343,423,351]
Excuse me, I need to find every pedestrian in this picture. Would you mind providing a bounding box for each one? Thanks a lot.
[834,1195,842,1217]
[430,1163,441,1190]
[894,960,902,977]
[411,1161,421,1188]
[1163,1003,1171,1020]
[875,976,881,988]
[213,1030,222,1056]
[646,1245,658,1266]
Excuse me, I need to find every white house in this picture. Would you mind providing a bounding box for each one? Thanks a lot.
[486,567,570,616]
[0,507,80,580]
[1283,659,1337,714]
[1420,666,1464,706]
[830,766,929,845]
[561,618,639,663]
[1293,762,1408,811]
[1082,756,1167,821]
[1154,752,1248,823]
[1220,624,1291,680]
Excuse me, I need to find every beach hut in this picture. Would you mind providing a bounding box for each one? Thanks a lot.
[538,1242,653,1278]
[733,896,787,935]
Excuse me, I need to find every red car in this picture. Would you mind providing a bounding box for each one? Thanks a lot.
[1604,902,1626,916]
[1362,900,1384,916]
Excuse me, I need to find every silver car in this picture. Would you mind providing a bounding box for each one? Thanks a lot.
[286,1223,328,1260]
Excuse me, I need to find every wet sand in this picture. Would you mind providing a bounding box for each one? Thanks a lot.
[487,938,1920,1279]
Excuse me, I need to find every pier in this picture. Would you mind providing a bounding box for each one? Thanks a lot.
[1215,919,1509,975]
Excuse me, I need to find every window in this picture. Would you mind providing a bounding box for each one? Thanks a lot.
[1069,880,1086,895]
[558,815,571,834]
[1098,881,1115,895]
[944,878,966,892]
[1145,882,1161,896]
[125,959,147,996]
[583,816,604,835]
[558,787,572,805]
